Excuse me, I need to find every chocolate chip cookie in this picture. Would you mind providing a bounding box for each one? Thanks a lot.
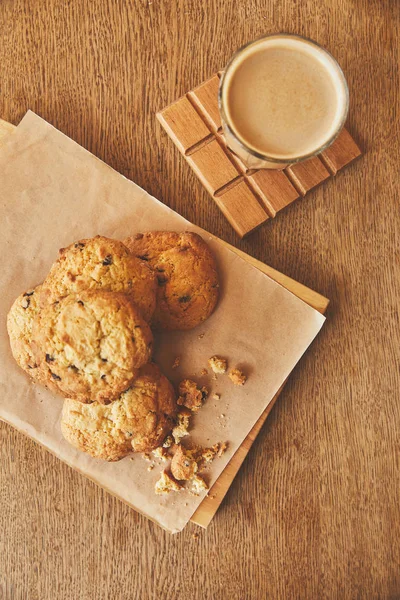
[33,290,153,404]
[41,236,157,322]
[123,231,219,330]
[7,285,55,388]
[61,363,177,460]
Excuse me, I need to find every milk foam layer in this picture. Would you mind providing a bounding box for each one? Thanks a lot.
[222,35,348,160]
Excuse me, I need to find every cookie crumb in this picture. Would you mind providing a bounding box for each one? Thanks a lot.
[228,368,247,386]
[152,446,168,462]
[171,445,198,481]
[218,441,228,457]
[192,532,200,540]
[147,464,155,471]
[162,435,173,448]
[172,356,181,369]
[142,452,152,462]
[172,409,192,444]
[198,333,205,339]
[208,356,227,374]
[180,442,227,479]
[200,368,208,376]
[191,474,208,495]
[200,444,219,464]
[177,379,208,412]
[213,393,221,400]
[155,471,181,495]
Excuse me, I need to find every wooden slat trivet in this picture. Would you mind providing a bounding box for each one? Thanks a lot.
[0,118,329,530]
[157,73,362,238]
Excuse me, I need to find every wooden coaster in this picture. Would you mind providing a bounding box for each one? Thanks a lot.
[157,74,362,238]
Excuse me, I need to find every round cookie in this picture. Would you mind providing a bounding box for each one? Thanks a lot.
[61,363,177,460]
[123,231,219,330]
[7,285,54,388]
[33,290,153,404]
[41,236,157,322]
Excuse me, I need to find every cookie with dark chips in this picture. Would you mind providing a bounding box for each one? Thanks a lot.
[41,235,157,322]
[33,290,153,404]
[7,285,56,389]
[123,231,219,330]
[61,363,177,460]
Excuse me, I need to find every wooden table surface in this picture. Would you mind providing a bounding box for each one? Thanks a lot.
[1,1,399,599]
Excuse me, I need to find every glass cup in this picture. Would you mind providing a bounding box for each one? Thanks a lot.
[218,33,349,170]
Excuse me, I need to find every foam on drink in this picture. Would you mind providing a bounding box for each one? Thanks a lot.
[222,35,348,161]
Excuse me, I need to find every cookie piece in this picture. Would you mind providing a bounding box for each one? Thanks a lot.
[172,409,192,444]
[7,285,55,389]
[152,446,169,461]
[41,236,157,322]
[191,474,208,495]
[228,368,247,385]
[177,379,208,412]
[171,445,198,481]
[208,355,227,374]
[123,231,219,330]
[155,471,182,495]
[33,290,153,403]
[61,363,177,460]
[162,435,173,448]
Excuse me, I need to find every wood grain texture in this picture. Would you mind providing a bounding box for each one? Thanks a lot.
[189,75,222,132]
[215,180,269,236]
[321,127,363,175]
[249,168,300,214]
[0,1,399,599]
[186,138,240,194]
[156,96,212,154]
[159,75,361,236]
[285,156,331,196]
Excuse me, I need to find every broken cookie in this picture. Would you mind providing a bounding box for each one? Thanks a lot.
[154,470,181,495]
[217,441,228,457]
[208,355,227,374]
[152,446,169,462]
[200,444,220,465]
[228,368,247,385]
[172,408,192,444]
[162,435,173,448]
[177,379,208,412]
[191,474,208,495]
[171,445,198,481]
[192,442,227,470]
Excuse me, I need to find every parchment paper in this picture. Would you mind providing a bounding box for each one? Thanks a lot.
[0,112,325,533]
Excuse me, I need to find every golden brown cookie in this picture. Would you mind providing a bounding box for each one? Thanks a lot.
[41,236,157,322]
[61,363,177,460]
[7,285,55,389]
[171,445,198,481]
[123,231,219,330]
[33,290,153,404]
[7,285,42,373]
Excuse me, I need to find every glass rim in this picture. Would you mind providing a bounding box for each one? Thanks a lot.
[218,33,350,165]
